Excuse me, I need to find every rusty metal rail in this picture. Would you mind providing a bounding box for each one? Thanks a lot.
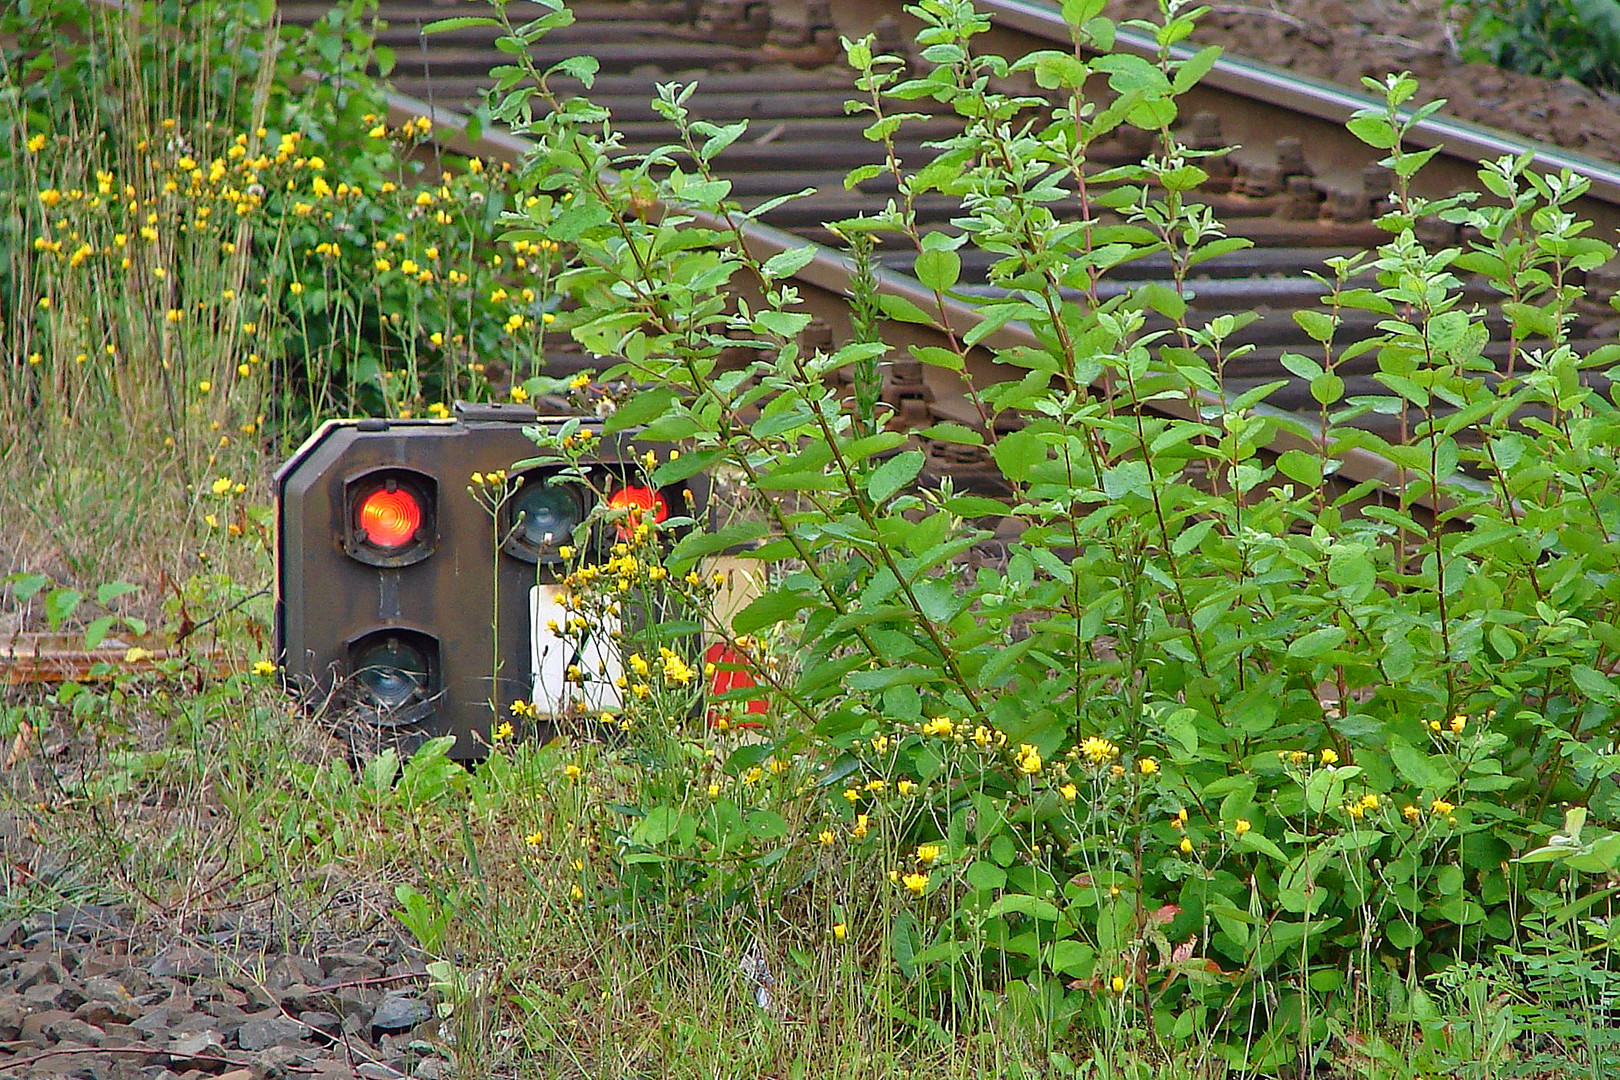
[274,0,1620,503]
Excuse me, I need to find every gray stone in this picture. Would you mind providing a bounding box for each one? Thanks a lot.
[321,952,384,979]
[202,999,246,1024]
[235,1015,306,1051]
[49,1017,108,1046]
[54,904,125,936]
[256,1044,318,1070]
[297,1010,341,1037]
[0,993,24,1040]
[149,948,219,981]
[275,982,327,1012]
[20,1009,74,1047]
[25,981,69,1009]
[12,958,62,991]
[413,1058,449,1080]
[356,1063,406,1080]
[130,1008,173,1040]
[98,1022,140,1047]
[167,1029,226,1066]
[333,985,379,1020]
[368,993,430,1035]
[80,978,141,1023]
[264,956,321,992]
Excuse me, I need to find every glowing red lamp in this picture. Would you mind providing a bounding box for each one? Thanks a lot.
[358,487,422,549]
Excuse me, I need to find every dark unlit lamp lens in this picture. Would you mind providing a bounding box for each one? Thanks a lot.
[513,483,582,549]
[353,636,430,711]
[358,486,422,549]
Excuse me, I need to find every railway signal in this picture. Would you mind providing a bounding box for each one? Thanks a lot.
[273,402,710,758]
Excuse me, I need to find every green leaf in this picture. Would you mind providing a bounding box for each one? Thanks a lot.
[83,616,117,650]
[919,422,983,446]
[1135,282,1185,320]
[7,573,50,603]
[1388,735,1444,791]
[96,581,139,606]
[910,345,964,372]
[666,520,769,571]
[1293,309,1337,344]
[421,15,502,34]
[762,245,817,281]
[732,588,815,634]
[549,55,598,87]
[991,429,1046,482]
[1102,460,1152,499]
[1171,44,1222,93]
[877,292,940,327]
[914,249,961,292]
[602,387,677,433]
[44,588,84,631]
[868,451,926,503]
[1572,665,1617,702]
[1346,113,1397,149]
[1288,625,1346,659]
[1310,373,1345,405]
[651,448,724,486]
[966,860,1007,891]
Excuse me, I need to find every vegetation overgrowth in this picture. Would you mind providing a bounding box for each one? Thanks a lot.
[6,0,1620,1077]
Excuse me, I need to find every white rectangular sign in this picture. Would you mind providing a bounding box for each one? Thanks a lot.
[530,584,623,715]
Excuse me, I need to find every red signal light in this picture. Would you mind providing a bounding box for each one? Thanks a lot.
[705,641,767,720]
[358,487,422,549]
[607,485,668,529]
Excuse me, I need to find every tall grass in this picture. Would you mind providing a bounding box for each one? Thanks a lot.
[1,1,284,594]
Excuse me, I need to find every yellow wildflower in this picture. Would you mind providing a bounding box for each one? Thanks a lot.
[915,844,940,866]
[921,717,955,738]
[1060,783,1078,802]
[1080,735,1118,763]
[1179,836,1193,854]
[851,814,869,840]
[833,923,847,940]
[1015,743,1043,775]
[1234,819,1252,836]
[902,872,929,896]
[26,133,45,152]
[565,763,582,781]
[1137,756,1159,775]
[1320,748,1339,765]
[251,660,276,677]
[1430,798,1454,816]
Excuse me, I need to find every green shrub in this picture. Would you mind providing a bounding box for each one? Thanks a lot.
[1452,0,1620,91]
[454,0,1620,1067]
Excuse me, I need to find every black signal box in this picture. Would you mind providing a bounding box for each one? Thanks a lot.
[273,402,701,758]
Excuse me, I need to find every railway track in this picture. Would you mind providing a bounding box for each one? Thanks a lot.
[275,0,1620,500]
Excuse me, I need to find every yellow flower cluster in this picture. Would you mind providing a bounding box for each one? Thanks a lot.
[1080,736,1118,764]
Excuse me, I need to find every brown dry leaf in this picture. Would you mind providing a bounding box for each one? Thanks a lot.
[4,720,33,769]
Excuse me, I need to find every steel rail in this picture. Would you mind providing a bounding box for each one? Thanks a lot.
[75,0,1436,501]
[383,84,1417,498]
[983,0,1620,205]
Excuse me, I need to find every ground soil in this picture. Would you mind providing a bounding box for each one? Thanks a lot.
[1112,0,1620,163]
